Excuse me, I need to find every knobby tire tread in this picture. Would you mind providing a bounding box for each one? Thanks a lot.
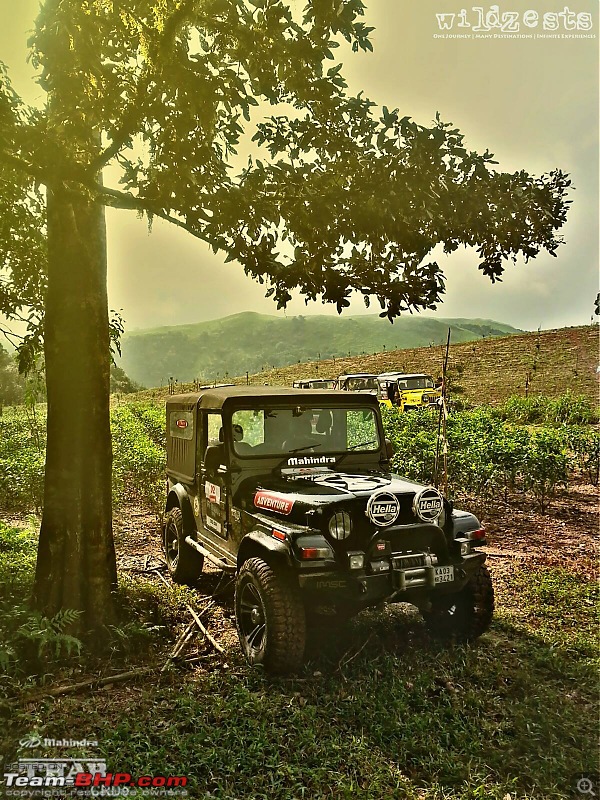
[237,557,306,674]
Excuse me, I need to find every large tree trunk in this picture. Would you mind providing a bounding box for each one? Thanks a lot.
[34,180,117,633]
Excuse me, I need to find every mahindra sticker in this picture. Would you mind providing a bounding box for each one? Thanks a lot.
[175,419,188,428]
[413,486,444,522]
[366,490,400,527]
[254,491,294,515]
[286,455,337,467]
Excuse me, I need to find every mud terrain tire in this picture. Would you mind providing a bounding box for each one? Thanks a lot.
[163,506,204,585]
[235,557,306,674]
[422,564,494,643]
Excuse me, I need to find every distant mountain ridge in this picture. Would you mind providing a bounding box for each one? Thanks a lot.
[119,312,522,388]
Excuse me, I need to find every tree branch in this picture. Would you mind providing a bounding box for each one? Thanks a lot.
[90,0,202,173]
[0,148,45,182]
[97,184,212,239]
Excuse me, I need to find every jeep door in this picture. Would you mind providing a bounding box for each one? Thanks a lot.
[198,411,229,544]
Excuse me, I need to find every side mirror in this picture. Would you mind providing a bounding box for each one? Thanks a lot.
[384,438,395,460]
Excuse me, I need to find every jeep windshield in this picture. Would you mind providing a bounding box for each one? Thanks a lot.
[230,406,381,457]
[397,376,435,390]
[341,377,379,391]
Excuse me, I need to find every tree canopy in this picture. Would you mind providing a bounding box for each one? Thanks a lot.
[2,0,570,340]
[0,0,571,631]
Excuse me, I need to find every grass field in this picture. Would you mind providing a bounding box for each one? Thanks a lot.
[1,481,597,800]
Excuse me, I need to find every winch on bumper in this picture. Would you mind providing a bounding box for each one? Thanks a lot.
[297,538,487,607]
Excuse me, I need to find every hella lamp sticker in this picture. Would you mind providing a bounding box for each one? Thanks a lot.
[413,487,444,522]
[366,490,400,527]
[254,491,294,515]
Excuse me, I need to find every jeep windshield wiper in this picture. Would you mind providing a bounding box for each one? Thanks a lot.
[347,439,377,451]
[288,442,323,453]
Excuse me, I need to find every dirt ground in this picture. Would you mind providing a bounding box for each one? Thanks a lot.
[112,480,599,662]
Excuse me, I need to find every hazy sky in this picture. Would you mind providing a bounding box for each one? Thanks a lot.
[1,1,598,333]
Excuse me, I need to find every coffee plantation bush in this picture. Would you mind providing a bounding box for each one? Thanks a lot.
[0,410,45,512]
[0,402,165,513]
[1,400,596,515]
[498,392,598,426]
[382,405,577,509]
[111,404,165,512]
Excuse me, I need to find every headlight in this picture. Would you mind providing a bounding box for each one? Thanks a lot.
[328,510,352,540]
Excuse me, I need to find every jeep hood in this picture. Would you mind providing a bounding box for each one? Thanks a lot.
[240,468,429,524]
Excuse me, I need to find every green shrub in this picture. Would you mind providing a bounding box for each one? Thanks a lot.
[0,522,82,683]
[565,426,600,485]
[383,405,572,509]
[500,395,549,424]
[499,393,599,426]
[549,392,599,425]
[111,403,165,512]
[0,411,46,511]
[523,428,569,512]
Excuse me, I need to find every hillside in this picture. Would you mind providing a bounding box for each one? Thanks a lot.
[119,312,520,388]
[134,325,599,407]
[253,325,599,405]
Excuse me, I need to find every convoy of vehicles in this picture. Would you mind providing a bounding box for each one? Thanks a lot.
[162,386,493,674]
[291,371,442,412]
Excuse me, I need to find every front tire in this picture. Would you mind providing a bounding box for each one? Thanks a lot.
[163,506,204,585]
[422,564,494,643]
[235,557,306,674]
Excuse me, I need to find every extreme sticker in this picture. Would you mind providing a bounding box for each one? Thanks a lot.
[205,481,220,504]
[254,491,294,515]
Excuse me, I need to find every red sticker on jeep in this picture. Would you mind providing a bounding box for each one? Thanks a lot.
[254,491,294,515]
[176,419,188,428]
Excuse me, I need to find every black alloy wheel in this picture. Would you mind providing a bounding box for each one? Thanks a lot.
[235,557,306,674]
[163,506,204,585]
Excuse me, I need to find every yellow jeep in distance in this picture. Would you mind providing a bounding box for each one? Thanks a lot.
[379,373,441,411]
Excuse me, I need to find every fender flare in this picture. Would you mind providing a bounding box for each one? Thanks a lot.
[165,483,195,536]
[452,511,482,536]
[237,529,293,571]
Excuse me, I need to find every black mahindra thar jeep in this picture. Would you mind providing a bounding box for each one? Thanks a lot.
[163,387,493,673]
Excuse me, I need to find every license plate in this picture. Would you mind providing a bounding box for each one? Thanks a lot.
[434,566,454,584]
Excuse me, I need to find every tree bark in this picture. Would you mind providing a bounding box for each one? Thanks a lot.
[33,179,117,633]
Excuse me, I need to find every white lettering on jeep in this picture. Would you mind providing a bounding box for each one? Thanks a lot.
[287,456,337,466]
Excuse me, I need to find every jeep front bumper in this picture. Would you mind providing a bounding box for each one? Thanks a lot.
[297,551,486,606]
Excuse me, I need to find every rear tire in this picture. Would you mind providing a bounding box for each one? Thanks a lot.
[163,506,204,585]
[422,564,494,643]
[235,557,306,674]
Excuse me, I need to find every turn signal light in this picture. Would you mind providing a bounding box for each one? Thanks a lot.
[469,528,486,540]
[299,546,331,560]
